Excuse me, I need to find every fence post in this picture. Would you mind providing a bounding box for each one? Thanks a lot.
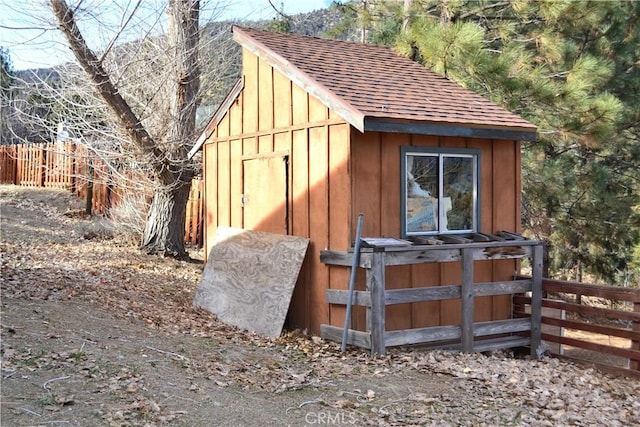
[10,145,17,184]
[13,145,18,184]
[461,248,474,353]
[45,143,53,187]
[530,244,543,358]
[69,142,76,193]
[16,145,21,184]
[39,145,46,187]
[85,158,94,215]
[632,302,639,372]
[27,145,33,185]
[368,250,386,356]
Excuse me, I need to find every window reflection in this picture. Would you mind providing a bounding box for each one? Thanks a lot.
[403,150,477,236]
[406,155,438,232]
[443,156,473,231]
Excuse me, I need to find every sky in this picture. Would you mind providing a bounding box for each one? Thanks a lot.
[0,0,333,70]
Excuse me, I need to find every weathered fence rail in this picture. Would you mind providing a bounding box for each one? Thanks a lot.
[514,277,640,378]
[0,143,203,247]
[320,240,544,357]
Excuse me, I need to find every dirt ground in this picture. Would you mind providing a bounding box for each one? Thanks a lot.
[1,185,639,427]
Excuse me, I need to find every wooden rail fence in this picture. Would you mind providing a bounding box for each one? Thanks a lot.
[319,234,639,378]
[0,143,203,247]
[320,239,544,357]
[515,277,640,378]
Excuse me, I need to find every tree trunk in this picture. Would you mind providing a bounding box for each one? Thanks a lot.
[141,171,194,258]
[138,0,200,258]
[402,0,412,31]
[50,0,200,259]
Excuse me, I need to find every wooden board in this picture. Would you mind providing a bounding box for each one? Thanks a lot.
[287,128,311,329]
[273,69,292,128]
[203,142,217,259]
[217,140,231,227]
[230,140,243,228]
[242,49,258,133]
[193,227,309,338]
[308,125,329,333]
[361,238,412,248]
[258,58,273,131]
[292,82,309,125]
[492,139,519,320]
[328,123,351,329]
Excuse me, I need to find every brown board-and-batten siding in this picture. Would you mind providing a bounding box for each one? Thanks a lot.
[349,130,522,332]
[202,45,528,335]
[203,49,352,334]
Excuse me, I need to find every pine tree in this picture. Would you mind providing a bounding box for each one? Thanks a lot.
[331,0,640,284]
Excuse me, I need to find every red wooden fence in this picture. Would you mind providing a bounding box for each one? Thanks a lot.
[515,277,640,378]
[0,143,203,247]
[185,179,204,247]
[0,145,18,183]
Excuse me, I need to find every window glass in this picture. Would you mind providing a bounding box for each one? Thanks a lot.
[443,156,474,231]
[406,155,438,233]
[402,148,478,237]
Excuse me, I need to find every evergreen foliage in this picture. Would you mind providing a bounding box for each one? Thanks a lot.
[332,0,640,285]
[7,2,638,283]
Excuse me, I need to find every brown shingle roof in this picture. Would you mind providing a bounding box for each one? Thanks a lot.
[233,26,537,140]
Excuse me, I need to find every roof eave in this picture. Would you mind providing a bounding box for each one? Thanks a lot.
[188,77,245,159]
[232,26,365,132]
[364,118,538,141]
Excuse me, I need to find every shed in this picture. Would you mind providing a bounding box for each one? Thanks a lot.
[190,26,539,349]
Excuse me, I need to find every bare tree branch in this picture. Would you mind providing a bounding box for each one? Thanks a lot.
[49,0,173,184]
[98,0,144,64]
[8,0,236,257]
[267,0,290,20]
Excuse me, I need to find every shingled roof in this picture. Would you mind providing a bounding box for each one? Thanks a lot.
[190,27,536,157]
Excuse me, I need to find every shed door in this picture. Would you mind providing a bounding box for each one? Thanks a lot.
[242,155,289,234]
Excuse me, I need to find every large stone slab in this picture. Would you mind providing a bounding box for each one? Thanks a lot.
[193,227,309,338]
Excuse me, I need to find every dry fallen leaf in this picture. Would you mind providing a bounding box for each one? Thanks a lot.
[2,186,639,427]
